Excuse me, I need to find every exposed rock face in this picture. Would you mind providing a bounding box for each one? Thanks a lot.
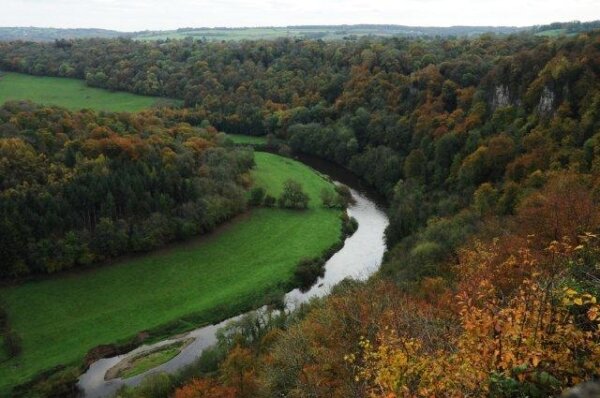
[538,86,555,115]
[493,85,511,109]
[562,381,600,398]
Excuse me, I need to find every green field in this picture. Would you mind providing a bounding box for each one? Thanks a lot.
[134,26,386,41]
[534,28,567,37]
[0,72,164,112]
[0,152,342,392]
[132,25,525,42]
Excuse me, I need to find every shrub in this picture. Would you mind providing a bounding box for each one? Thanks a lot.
[320,187,336,208]
[293,258,325,290]
[278,179,309,210]
[263,195,276,207]
[248,187,266,206]
[335,184,354,206]
[342,215,359,236]
[115,373,175,398]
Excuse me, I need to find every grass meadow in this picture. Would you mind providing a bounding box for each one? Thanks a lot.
[0,152,342,392]
[0,72,163,112]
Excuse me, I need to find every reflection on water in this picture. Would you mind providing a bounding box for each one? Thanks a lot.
[285,187,388,307]
[78,159,389,398]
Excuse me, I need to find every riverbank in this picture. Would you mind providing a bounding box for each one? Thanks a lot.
[0,152,343,395]
[78,158,389,397]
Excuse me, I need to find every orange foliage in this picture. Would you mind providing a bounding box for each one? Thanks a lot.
[350,238,600,397]
[184,137,214,154]
[82,133,147,160]
[173,378,236,398]
[516,172,599,244]
[220,345,258,398]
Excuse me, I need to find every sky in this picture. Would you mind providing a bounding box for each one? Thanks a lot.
[1,0,599,32]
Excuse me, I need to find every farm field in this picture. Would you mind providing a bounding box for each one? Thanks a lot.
[0,152,342,393]
[132,25,525,41]
[0,72,164,112]
[134,26,397,41]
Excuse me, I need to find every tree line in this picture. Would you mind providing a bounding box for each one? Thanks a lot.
[0,101,254,278]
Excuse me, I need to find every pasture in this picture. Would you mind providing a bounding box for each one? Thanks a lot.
[0,72,163,112]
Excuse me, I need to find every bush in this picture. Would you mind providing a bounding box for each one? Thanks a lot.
[320,187,336,208]
[335,184,355,206]
[342,215,359,236]
[115,373,175,398]
[263,194,276,207]
[248,187,266,206]
[278,179,310,209]
[194,345,227,374]
[293,258,325,290]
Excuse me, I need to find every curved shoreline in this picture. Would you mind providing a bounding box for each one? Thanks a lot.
[77,180,389,397]
[104,338,194,381]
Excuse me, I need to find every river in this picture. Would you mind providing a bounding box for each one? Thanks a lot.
[77,155,389,397]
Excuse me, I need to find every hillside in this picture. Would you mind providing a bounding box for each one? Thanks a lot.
[0,26,599,397]
[1,22,598,43]
[132,24,527,41]
[0,27,125,41]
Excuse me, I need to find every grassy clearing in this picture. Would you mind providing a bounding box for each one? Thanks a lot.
[252,152,328,202]
[0,72,165,112]
[534,29,567,37]
[0,152,341,392]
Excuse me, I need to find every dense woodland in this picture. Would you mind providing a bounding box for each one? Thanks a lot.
[0,102,253,277]
[1,30,600,396]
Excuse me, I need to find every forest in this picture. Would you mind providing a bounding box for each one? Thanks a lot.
[0,27,599,397]
[0,102,254,277]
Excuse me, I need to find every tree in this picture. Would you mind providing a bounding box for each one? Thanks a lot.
[263,194,276,207]
[473,183,499,215]
[174,378,236,398]
[0,103,254,278]
[92,218,128,259]
[248,187,265,206]
[278,179,309,209]
[220,345,257,398]
[404,149,427,183]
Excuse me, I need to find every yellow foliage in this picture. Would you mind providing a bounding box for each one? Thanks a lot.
[349,239,600,397]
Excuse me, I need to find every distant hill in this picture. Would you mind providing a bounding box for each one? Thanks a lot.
[131,24,528,41]
[0,21,598,42]
[0,27,127,41]
[532,20,600,36]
